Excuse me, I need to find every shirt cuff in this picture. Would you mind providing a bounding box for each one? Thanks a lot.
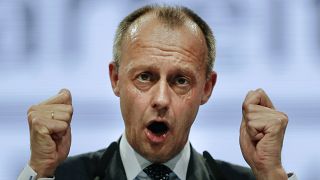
[288,172,298,180]
[17,164,55,180]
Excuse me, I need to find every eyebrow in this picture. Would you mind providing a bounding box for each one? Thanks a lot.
[123,56,202,76]
[174,68,196,77]
[125,63,159,75]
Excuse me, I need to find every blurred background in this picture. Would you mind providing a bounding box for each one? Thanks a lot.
[0,0,319,179]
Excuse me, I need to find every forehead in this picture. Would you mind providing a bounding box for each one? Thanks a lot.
[120,13,208,69]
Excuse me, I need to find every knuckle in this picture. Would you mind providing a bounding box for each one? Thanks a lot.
[247,120,254,127]
[55,122,68,132]
[256,88,265,94]
[31,117,41,126]
[281,112,289,120]
[242,102,249,111]
[65,113,71,120]
[245,113,253,120]
[27,105,37,114]
[27,111,35,120]
[273,112,288,128]
[279,112,289,125]
[247,104,254,112]
[31,119,48,134]
[242,103,253,112]
[27,112,37,125]
[67,105,73,113]
[256,89,266,99]
[62,104,71,112]
[37,125,50,134]
[61,122,68,129]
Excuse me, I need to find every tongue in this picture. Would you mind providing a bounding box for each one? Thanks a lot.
[145,128,168,143]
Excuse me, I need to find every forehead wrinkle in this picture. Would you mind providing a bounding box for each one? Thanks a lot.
[131,40,205,70]
[146,43,203,64]
[124,55,201,78]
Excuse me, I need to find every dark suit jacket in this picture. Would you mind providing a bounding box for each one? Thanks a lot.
[55,140,255,180]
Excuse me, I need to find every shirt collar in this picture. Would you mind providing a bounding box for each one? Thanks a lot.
[119,133,190,180]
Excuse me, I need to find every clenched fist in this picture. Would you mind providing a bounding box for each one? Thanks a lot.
[240,89,288,180]
[27,89,73,178]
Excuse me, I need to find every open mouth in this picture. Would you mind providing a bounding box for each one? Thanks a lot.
[147,121,169,136]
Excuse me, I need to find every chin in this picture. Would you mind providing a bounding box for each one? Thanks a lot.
[142,144,178,163]
[144,151,172,163]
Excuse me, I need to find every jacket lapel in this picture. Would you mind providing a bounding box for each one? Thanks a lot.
[94,141,127,180]
[186,145,216,180]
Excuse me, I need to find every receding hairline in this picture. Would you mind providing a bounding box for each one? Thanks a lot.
[122,11,206,48]
[113,5,216,75]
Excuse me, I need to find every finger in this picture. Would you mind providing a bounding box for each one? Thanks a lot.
[47,120,69,134]
[32,118,69,135]
[244,111,288,135]
[246,119,267,141]
[52,127,70,140]
[256,88,275,109]
[244,111,280,123]
[243,104,275,114]
[39,89,72,105]
[242,90,254,116]
[243,89,275,109]
[48,111,72,122]
[28,111,72,123]
[28,104,73,114]
[243,111,270,136]
[243,90,254,104]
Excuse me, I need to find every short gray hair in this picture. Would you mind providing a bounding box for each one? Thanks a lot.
[113,5,216,75]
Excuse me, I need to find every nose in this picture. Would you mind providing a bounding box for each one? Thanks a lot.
[151,79,171,115]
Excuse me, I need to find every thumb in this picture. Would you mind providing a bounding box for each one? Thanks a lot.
[39,88,72,105]
[58,88,72,105]
[255,88,274,109]
[243,89,275,110]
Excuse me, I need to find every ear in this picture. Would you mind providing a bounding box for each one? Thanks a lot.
[109,62,120,97]
[201,71,217,105]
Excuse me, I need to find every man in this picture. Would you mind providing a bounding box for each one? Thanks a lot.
[18,5,297,180]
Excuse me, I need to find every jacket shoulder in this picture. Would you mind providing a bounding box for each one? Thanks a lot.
[55,148,106,179]
[55,141,126,180]
[202,151,255,180]
[214,159,255,180]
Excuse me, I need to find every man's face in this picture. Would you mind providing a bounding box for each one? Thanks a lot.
[110,14,216,162]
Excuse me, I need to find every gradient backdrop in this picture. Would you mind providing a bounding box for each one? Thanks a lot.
[0,0,319,179]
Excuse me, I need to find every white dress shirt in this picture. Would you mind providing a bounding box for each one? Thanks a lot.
[120,134,190,180]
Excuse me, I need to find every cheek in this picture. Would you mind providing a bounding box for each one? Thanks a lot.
[174,92,201,130]
[183,89,196,102]
[180,87,203,108]
[120,83,149,125]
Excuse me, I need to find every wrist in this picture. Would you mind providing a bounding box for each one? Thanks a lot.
[29,160,56,178]
[254,167,288,180]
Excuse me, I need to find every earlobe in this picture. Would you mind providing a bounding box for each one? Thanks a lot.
[109,62,120,97]
[201,71,217,105]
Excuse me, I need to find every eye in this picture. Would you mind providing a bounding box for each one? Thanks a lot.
[137,72,153,82]
[174,76,190,86]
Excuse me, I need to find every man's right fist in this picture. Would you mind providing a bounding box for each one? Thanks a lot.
[27,89,73,178]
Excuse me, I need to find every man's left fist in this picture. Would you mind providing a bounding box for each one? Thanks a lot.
[240,89,288,180]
